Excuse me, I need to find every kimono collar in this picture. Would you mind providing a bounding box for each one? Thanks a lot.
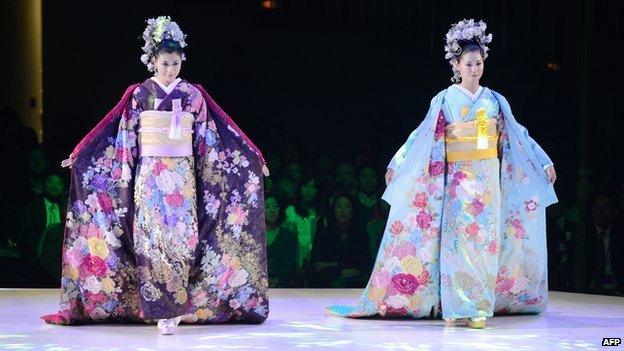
[453,84,484,101]
[150,77,182,95]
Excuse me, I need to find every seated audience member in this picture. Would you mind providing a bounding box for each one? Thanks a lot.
[265,194,299,288]
[311,193,369,288]
[19,172,67,261]
[284,176,323,285]
[586,192,623,296]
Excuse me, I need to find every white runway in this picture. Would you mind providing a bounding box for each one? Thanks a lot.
[1,289,622,350]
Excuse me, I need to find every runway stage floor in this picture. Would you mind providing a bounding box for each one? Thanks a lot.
[0,289,622,350]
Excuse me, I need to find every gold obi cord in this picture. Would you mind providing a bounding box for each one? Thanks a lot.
[138,110,194,157]
[445,118,498,162]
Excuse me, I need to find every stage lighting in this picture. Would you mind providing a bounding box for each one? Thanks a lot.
[262,0,279,10]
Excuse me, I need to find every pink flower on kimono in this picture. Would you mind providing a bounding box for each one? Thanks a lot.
[85,223,102,239]
[527,298,541,305]
[218,266,234,289]
[165,193,185,208]
[416,268,430,286]
[391,273,419,295]
[390,221,404,235]
[90,307,110,320]
[487,240,498,254]
[188,233,198,250]
[228,269,249,288]
[229,299,242,309]
[511,219,526,239]
[416,210,433,229]
[372,269,391,288]
[385,306,408,316]
[66,248,84,268]
[80,254,108,278]
[434,113,446,140]
[97,193,114,213]
[85,291,107,304]
[429,161,445,177]
[115,148,129,161]
[495,277,515,294]
[525,197,538,212]
[246,297,259,309]
[467,199,484,216]
[449,185,457,198]
[394,243,417,259]
[153,161,168,176]
[412,192,428,208]
[453,171,467,182]
[465,222,479,237]
[192,289,208,306]
[111,167,122,180]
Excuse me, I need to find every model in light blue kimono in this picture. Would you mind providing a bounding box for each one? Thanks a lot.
[328,19,557,329]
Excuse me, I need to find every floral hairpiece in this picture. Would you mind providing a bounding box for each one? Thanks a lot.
[444,19,492,83]
[140,16,187,72]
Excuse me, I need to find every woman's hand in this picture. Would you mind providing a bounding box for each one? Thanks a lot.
[262,164,270,177]
[545,165,556,184]
[385,168,395,185]
[60,155,74,169]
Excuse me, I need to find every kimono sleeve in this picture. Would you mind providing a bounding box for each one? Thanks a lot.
[387,94,440,172]
[496,94,553,170]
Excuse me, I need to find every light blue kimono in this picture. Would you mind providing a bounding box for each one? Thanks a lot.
[329,86,557,319]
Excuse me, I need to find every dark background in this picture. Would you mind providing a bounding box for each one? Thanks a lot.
[40,0,621,182]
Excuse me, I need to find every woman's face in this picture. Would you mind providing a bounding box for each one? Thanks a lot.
[44,174,66,199]
[153,51,182,85]
[454,50,484,85]
[300,179,318,203]
[265,197,280,223]
[334,196,353,222]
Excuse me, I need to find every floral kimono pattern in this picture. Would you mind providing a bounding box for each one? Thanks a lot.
[43,78,269,325]
[329,86,556,319]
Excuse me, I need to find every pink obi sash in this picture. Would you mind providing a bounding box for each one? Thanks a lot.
[138,108,194,157]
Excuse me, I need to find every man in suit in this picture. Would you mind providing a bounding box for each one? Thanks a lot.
[585,192,623,296]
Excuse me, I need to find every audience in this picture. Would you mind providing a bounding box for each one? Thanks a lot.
[265,194,299,288]
[310,193,370,288]
[585,192,623,295]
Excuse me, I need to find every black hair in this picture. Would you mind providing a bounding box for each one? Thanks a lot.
[292,175,326,219]
[264,192,286,224]
[153,39,184,59]
[457,39,485,60]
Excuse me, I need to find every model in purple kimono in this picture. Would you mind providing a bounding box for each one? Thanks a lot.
[328,19,557,329]
[44,16,270,335]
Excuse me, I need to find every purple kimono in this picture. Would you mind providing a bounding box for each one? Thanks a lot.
[43,78,268,325]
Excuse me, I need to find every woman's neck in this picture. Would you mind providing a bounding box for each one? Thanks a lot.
[266,221,279,230]
[153,75,176,87]
[460,81,480,94]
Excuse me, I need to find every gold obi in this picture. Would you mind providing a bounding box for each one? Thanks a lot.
[445,119,498,162]
[138,110,194,157]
